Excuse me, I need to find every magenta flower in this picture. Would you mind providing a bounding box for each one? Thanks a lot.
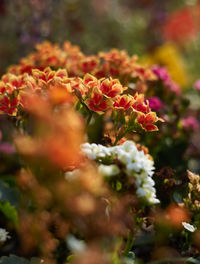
[152,65,171,83]
[152,65,181,95]
[181,117,199,131]
[194,80,200,91]
[0,142,15,154]
[148,97,163,111]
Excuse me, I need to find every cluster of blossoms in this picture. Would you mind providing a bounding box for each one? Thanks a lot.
[7,41,156,84]
[81,141,159,204]
[0,66,163,131]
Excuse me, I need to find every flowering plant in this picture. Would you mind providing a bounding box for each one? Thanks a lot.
[0,41,200,264]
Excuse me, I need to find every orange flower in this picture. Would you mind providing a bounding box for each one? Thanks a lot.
[35,41,66,68]
[83,74,99,89]
[48,84,73,105]
[86,91,110,114]
[32,67,55,85]
[99,78,126,98]
[132,93,149,113]
[0,95,18,115]
[79,56,99,74]
[137,112,164,131]
[99,49,128,65]
[66,77,87,97]
[54,69,68,79]
[2,73,25,89]
[0,74,26,94]
[133,65,157,81]
[113,95,133,110]
[0,82,7,94]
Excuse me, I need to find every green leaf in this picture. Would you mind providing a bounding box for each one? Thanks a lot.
[0,175,17,188]
[116,181,122,191]
[66,255,75,264]
[0,201,18,226]
[112,252,121,264]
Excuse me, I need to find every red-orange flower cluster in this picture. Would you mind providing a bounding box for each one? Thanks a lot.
[0,64,163,132]
[8,41,156,85]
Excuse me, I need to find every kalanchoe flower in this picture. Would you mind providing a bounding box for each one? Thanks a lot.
[86,91,111,114]
[132,93,149,113]
[137,112,164,132]
[113,95,133,110]
[148,96,163,111]
[83,73,99,88]
[79,56,99,74]
[99,78,126,98]
[8,40,156,85]
[181,117,199,131]
[0,63,163,133]
[81,141,159,205]
[0,95,18,115]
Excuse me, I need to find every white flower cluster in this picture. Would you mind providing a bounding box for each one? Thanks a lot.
[0,228,10,243]
[81,141,159,204]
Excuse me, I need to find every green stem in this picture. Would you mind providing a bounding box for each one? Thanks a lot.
[86,111,93,128]
[79,100,93,129]
[123,233,135,257]
[113,127,129,146]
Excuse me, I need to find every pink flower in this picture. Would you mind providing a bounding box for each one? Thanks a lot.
[152,65,170,83]
[0,143,15,154]
[147,97,163,111]
[181,117,199,131]
[168,81,181,95]
[152,65,181,95]
[194,80,200,91]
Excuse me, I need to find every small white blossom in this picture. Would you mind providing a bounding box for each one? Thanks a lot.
[0,228,10,243]
[81,143,112,160]
[182,222,196,232]
[98,164,120,177]
[66,234,86,252]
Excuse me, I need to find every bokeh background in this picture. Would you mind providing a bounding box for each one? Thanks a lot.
[1,1,200,262]
[1,0,200,86]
